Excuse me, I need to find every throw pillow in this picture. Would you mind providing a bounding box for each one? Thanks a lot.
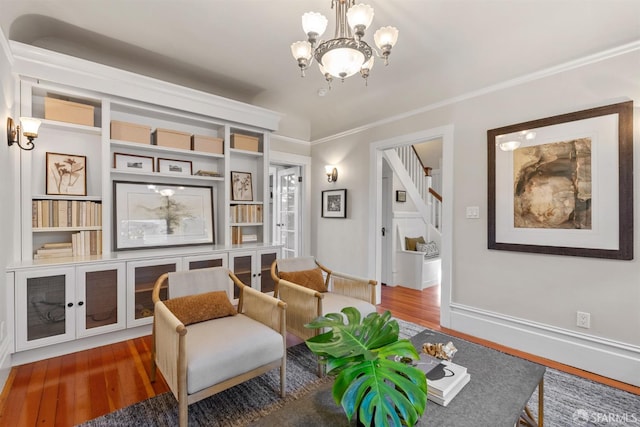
[163,291,237,326]
[405,236,426,251]
[279,267,328,292]
[417,241,439,258]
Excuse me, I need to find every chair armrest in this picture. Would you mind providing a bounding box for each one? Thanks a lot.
[241,286,287,336]
[277,279,323,340]
[153,302,187,398]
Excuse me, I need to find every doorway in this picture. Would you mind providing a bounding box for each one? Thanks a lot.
[269,150,311,258]
[368,126,454,327]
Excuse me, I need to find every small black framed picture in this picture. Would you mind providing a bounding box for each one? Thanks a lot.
[322,189,347,218]
[396,190,407,202]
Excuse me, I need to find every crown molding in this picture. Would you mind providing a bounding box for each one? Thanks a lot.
[0,28,14,67]
[312,39,640,146]
[9,41,283,131]
[271,133,311,146]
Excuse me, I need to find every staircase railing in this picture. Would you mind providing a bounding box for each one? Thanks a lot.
[429,188,442,231]
[395,145,442,231]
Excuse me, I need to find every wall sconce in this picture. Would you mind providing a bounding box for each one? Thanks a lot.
[7,117,41,151]
[325,165,338,182]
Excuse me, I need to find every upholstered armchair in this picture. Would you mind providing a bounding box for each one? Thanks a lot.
[270,256,377,341]
[150,267,287,427]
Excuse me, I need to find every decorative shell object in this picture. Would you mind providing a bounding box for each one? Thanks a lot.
[422,341,458,360]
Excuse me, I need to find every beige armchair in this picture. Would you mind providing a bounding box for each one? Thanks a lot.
[150,267,287,427]
[270,256,377,341]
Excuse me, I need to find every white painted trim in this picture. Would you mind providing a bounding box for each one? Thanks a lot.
[450,303,640,387]
[369,125,454,325]
[9,42,282,131]
[0,27,14,67]
[269,150,312,257]
[314,39,640,145]
[0,335,11,392]
[271,133,311,146]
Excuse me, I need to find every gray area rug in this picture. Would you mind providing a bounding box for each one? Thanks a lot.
[79,319,639,427]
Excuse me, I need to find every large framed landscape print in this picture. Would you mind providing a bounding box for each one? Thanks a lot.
[113,181,214,250]
[487,101,633,260]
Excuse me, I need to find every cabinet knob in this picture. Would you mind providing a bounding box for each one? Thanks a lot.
[78,301,84,306]
[67,302,74,308]
[258,273,261,277]
[253,274,257,277]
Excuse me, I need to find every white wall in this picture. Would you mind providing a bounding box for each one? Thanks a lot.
[0,28,16,389]
[311,46,640,385]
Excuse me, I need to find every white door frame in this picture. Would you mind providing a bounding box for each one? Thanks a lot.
[368,125,454,327]
[270,150,311,257]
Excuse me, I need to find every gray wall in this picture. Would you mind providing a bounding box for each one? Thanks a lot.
[311,48,640,370]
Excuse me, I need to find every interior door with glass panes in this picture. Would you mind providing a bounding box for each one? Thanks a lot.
[275,167,300,259]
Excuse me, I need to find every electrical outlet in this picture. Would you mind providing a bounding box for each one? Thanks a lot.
[577,311,591,329]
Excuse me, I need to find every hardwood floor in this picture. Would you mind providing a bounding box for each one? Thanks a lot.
[0,284,637,426]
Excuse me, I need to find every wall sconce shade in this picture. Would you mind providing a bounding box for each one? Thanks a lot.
[7,117,41,151]
[325,165,338,182]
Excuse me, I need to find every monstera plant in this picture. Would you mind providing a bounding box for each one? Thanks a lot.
[305,307,427,427]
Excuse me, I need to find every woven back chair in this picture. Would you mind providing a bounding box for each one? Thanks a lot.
[271,257,377,341]
[150,267,287,427]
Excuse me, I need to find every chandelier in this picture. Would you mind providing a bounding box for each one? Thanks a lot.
[290,0,398,85]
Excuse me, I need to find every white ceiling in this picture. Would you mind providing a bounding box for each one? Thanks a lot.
[1,0,639,140]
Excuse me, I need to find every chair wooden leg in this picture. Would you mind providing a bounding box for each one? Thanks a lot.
[179,400,188,427]
[280,361,287,397]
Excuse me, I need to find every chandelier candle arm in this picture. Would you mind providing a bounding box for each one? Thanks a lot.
[291,1,398,83]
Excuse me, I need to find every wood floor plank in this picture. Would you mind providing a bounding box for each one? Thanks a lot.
[0,283,637,427]
[54,352,76,427]
[17,359,47,427]
[87,347,110,420]
[36,356,62,427]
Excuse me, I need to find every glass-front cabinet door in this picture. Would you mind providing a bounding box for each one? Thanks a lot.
[229,251,254,299]
[126,258,182,327]
[15,267,75,351]
[258,249,278,294]
[185,253,228,271]
[76,262,126,338]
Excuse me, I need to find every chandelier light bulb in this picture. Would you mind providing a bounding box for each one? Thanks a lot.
[291,41,313,61]
[347,4,374,37]
[374,26,399,49]
[302,12,328,43]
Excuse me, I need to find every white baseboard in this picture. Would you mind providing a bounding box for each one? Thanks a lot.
[0,335,12,394]
[449,303,640,387]
[10,325,151,366]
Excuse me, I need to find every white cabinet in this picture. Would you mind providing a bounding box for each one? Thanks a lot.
[228,248,279,297]
[21,81,105,261]
[76,262,126,338]
[10,55,281,360]
[14,262,126,351]
[126,258,183,328]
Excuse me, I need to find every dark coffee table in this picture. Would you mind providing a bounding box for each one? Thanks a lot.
[250,328,545,427]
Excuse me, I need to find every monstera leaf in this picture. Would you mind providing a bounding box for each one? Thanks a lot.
[306,308,427,427]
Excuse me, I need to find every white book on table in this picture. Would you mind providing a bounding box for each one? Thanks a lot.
[426,359,468,398]
[428,372,470,406]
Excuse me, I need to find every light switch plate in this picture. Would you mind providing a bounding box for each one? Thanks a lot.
[466,206,480,219]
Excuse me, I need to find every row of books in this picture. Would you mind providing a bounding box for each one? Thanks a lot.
[33,230,103,259]
[415,353,470,407]
[32,200,102,228]
[230,227,258,244]
[230,204,263,223]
